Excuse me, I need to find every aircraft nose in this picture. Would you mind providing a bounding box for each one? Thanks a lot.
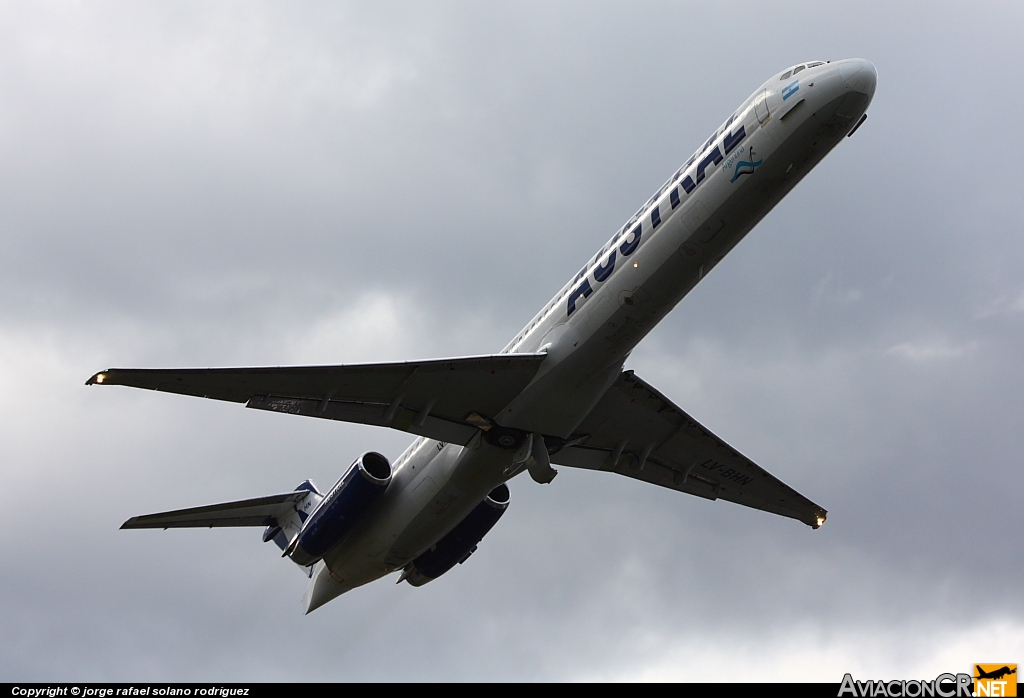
[836,58,877,97]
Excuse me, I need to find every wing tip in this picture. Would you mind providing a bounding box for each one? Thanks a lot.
[86,370,112,386]
[810,509,828,529]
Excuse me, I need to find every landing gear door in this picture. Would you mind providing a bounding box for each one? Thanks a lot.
[754,89,771,125]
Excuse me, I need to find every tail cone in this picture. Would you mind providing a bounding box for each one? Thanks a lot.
[303,563,348,614]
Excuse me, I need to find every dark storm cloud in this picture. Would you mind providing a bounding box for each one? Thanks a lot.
[1,0,1022,681]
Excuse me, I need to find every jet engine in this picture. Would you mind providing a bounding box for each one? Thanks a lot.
[401,483,510,587]
[285,451,393,566]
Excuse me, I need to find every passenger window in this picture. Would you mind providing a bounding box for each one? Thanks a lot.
[781,70,792,80]
[793,65,805,75]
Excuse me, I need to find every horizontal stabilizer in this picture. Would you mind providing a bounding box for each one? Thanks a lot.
[87,354,547,446]
[121,491,309,530]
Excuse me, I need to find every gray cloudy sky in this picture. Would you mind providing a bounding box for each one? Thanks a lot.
[2,0,1023,682]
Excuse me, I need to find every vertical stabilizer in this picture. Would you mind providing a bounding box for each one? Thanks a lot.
[262,480,323,572]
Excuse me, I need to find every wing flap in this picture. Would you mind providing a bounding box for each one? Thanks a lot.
[551,444,720,501]
[246,395,478,444]
[88,354,545,445]
[552,371,827,528]
[121,491,307,530]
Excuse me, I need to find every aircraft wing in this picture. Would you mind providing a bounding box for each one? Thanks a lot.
[550,370,827,528]
[121,491,307,529]
[86,354,546,445]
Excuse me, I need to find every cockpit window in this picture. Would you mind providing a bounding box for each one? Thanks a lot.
[781,70,792,80]
[793,65,806,75]
[807,61,824,68]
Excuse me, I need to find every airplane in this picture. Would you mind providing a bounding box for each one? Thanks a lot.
[975,666,1017,681]
[87,58,877,613]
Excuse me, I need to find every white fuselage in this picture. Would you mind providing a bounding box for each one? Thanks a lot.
[303,59,877,612]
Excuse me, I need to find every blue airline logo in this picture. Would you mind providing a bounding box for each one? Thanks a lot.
[730,147,763,183]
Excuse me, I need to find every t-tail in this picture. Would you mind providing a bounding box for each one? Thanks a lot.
[120,452,394,579]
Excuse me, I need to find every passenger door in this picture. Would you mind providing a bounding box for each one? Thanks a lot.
[753,89,771,125]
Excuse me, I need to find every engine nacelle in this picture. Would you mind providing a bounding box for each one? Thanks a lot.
[286,451,392,567]
[402,483,510,587]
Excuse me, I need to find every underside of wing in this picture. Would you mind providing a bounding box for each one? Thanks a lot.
[87,354,546,445]
[551,371,827,528]
[121,491,308,529]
